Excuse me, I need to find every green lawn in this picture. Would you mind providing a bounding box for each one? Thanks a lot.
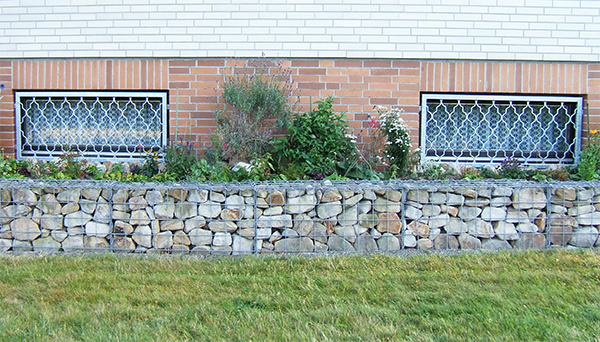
[1,250,599,342]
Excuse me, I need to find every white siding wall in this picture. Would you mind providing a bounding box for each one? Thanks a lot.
[1,0,598,62]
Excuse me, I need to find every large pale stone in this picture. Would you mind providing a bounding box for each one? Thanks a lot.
[577,212,600,226]
[161,220,184,231]
[447,194,465,206]
[549,225,573,246]
[490,197,511,207]
[376,212,401,234]
[81,188,101,201]
[458,207,481,221]
[85,221,110,238]
[184,216,206,233]
[32,236,61,252]
[57,189,81,203]
[293,214,313,235]
[553,187,576,201]
[377,233,401,252]
[515,233,546,249]
[407,220,429,238]
[458,233,481,249]
[154,202,176,219]
[113,237,136,251]
[173,231,191,246]
[274,237,313,252]
[373,198,401,213]
[320,189,342,203]
[333,225,358,243]
[188,228,212,246]
[445,218,468,235]
[359,213,379,228]
[111,189,128,203]
[145,190,164,206]
[577,189,594,201]
[132,225,152,248]
[355,235,377,253]
[79,200,96,214]
[39,194,62,215]
[337,205,358,226]
[406,190,428,203]
[417,238,433,250]
[263,207,283,216]
[62,235,85,251]
[213,232,232,246]
[493,222,519,240]
[64,211,92,227]
[567,205,595,216]
[221,208,243,221]
[480,207,506,221]
[166,189,187,202]
[93,202,111,224]
[422,205,441,217]
[512,188,546,210]
[186,189,208,203]
[128,196,148,211]
[517,222,539,233]
[317,201,343,219]
[506,208,530,223]
[198,201,221,218]
[403,233,417,248]
[208,221,237,233]
[482,239,512,250]
[11,218,40,241]
[210,192,226,203]
[428,213,450,229]
[153,231,173,249]
[404,206,423,220]
[568,227,599,248]
[40,215,63,231]
[224,195,245,210]
[328,235,355,252]
[51,230,68,243]
[430,192,447,204]
[257,214,293,228]
[232,235,255,255]
[175,202,198,220]
[1,205,30,224]
[114,220,134,235]
[344,194,363,206]
[130,210,151,225]
[467,219,494,239]
[61,203,79,215]
[434,235,459,250]
[84,236,110,249]
[384,190,402,202]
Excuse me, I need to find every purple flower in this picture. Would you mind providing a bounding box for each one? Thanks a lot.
[0,83,4,90]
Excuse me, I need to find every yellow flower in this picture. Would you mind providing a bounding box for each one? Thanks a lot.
[591,130,598,135]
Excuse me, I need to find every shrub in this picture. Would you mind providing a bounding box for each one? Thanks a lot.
[272,96,358,177]
[575,129,600,180]
[163,139,197,180]
[373,106,412,176]
[214,55,296,164]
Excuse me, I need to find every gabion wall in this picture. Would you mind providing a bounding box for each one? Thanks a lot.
[0,179,599,254]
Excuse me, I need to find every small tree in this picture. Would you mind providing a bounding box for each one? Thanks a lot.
[214,56,297,164]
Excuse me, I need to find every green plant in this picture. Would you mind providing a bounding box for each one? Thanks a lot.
[575,129,600,180]
[139,149,160,178]
[374,105,413,176]
[497,157,527,179]
[163,139,197,180]
[214,55,297,164]
[272,96,358,177]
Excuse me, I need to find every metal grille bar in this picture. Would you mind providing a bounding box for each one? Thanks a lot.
[15,91,168,160]
[420,94,584,166]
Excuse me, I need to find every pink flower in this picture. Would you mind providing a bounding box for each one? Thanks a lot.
[370,118,377,128]
[223,143,227,148]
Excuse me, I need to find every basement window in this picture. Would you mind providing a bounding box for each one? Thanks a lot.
[420,94,584,166]
[15,91,168,160]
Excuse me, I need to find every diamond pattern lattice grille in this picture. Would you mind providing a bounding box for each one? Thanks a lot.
[421,94,583,166]
[15,92,168,160]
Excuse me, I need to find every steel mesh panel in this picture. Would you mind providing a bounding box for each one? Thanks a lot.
[16,92,167,160]
[421,94,583,166]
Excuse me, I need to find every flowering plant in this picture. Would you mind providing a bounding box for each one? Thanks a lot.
[575,128,600,180]
[373,106,412,175]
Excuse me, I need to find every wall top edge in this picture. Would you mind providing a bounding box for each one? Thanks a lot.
[1,57,598,65]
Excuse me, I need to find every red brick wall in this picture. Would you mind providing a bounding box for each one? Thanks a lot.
[0,58,597,157]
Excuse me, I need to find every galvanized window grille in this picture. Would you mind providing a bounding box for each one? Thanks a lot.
[15,91,168,160]
[420,94,584,166]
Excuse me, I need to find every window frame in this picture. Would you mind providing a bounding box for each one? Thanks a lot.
[420,93,585,167]
[14,91,169,161]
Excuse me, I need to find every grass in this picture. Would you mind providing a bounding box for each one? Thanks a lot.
[0,250,599,342]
